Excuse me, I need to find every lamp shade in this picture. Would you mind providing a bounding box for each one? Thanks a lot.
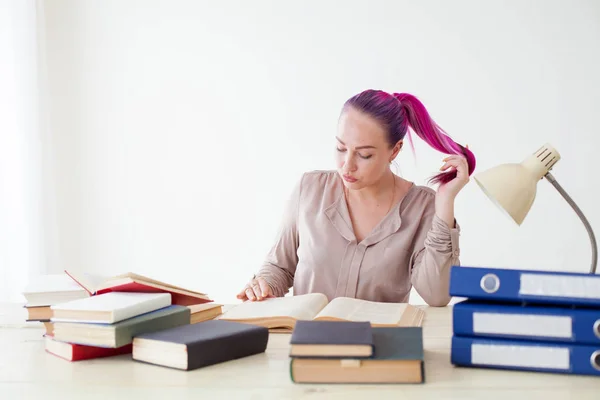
[473,144,561,225]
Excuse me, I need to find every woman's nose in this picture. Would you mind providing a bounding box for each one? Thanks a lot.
[344,155,357,172]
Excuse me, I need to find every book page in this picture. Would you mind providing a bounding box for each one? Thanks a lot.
[315,297,409,325]
[219,293,329,321]
[64,270,109,294]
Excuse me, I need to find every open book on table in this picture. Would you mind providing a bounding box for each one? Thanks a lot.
[217,293,425,333]
[64,270,211,306]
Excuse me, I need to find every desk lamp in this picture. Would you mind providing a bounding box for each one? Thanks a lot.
[473,143,597,274]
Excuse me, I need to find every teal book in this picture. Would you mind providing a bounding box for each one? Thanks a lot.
[290,327,424,384]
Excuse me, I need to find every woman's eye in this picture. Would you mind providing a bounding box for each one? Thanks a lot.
[336,147,372,159]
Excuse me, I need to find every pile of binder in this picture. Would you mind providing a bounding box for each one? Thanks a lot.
[448,265,600,377]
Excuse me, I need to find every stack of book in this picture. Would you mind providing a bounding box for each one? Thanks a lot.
[46,292,190,361]
[449,265,600,377]
[288,320,425,384]
[22,271,223,362]
[23,274,90,337]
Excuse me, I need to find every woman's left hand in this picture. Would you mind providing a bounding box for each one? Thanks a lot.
[437,154,470,201]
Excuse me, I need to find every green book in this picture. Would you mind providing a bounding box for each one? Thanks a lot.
[290,327,424,384]
[52,305,191,348]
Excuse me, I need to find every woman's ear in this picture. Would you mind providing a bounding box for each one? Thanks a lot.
[390,140,403,162]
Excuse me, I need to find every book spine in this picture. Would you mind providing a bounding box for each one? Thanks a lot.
[451,335,600,376]
[289,359,296,383]
[186,327,269,370]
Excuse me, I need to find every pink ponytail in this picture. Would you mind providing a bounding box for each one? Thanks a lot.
[393,93,476,185]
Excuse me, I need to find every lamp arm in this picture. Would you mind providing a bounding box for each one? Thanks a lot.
[544,172,597,274]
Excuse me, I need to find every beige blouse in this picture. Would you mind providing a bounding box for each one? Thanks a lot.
[255,170,460,306]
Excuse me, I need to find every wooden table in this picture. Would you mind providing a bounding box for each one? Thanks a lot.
[1,304,599,399]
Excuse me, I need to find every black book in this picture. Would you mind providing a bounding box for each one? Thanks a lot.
[290,320,373,358]
[290,327,425,384]
[132,320,269,370]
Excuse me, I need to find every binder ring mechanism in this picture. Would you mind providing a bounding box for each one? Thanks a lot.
[480,273,500,294]
[591,350,600,371]
[594,320,600,340]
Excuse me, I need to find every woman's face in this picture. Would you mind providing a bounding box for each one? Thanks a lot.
[335,107,401,190]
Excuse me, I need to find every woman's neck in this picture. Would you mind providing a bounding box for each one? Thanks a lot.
[346,170,397,205]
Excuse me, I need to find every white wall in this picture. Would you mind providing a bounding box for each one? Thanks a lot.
[38,0,600,305]
[0,0,45,302]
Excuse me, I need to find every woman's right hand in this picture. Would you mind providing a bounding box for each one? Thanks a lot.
[236,276,273,301]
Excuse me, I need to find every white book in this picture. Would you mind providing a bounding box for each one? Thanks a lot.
[22,274,90,307]
[51,292,172,324]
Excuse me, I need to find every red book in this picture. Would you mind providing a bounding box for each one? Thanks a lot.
[64,270,211,306]
[45,336,132,361]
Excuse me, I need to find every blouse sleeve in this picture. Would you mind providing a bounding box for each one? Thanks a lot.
[410,207,461,307]
[254,174,304,297]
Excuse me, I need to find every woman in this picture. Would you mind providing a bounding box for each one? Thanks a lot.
[237,90,475,306]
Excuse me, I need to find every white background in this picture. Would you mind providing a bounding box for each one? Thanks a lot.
[3,0,599,304]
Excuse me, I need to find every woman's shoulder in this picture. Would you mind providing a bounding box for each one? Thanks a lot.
[300,169,338,182]
[296,169,341,200]
[410,184,436,199]
[403,183,437,211]
[296,169,338,186]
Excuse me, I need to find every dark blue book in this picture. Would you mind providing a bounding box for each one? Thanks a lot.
[290,320,374,358]
[449,265,600,306]
[132,320,268,370]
